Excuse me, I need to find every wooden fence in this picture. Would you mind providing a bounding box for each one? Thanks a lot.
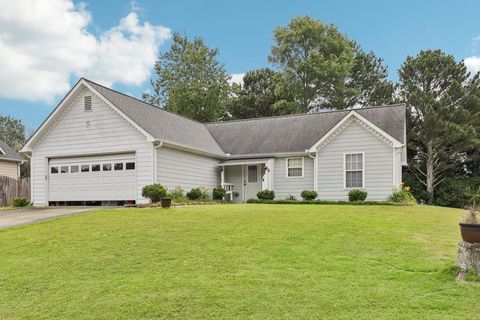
[0,176,30,206]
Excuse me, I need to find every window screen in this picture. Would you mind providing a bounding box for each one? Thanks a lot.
[287,158,303,177]
[248,165,257,182]
[345,153,363,188]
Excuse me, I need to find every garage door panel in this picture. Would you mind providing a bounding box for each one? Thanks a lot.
[48,153,136,201]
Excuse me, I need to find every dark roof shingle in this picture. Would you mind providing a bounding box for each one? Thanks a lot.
[0,140,23,162]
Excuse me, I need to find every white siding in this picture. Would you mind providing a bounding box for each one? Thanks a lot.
[30,87,153,205]
[156,147,220,194]
[317,121,394,200]
[274,157,314,199]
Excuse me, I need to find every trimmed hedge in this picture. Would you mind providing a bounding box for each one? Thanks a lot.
[257,190,275,200]
[246,199,404,206]
[348,189,368,202]
[301,190,318,200]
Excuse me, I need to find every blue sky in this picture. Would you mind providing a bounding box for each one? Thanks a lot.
[1,0,480,130]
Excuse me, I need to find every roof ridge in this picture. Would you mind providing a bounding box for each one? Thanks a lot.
[206,103,406,125]
[81,78,207,127]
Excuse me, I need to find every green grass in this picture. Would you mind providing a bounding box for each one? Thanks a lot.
[0,204,478,319]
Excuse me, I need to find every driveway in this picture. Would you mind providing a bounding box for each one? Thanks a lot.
[0,207,101,229]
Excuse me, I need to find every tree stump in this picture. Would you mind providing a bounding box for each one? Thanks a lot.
[456,241,480,280]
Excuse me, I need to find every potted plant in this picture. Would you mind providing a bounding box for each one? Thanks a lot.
[460,206,480,243]
[160,197,172,208]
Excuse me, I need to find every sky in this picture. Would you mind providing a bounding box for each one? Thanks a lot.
[1,0,480,131]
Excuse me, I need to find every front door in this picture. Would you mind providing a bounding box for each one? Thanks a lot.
[244,164,262,201]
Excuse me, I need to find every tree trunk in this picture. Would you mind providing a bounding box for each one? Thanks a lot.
[426,141,435,203]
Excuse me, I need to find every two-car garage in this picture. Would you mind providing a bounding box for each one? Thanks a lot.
[48,153,136,205]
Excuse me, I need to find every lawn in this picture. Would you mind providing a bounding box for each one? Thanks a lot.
[0,204,478,319]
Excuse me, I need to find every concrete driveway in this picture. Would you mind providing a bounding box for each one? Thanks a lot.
[0,207,101,229]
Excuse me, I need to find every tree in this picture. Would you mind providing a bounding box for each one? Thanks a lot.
[398,50,480,203]
[144,33,230,122]
[269,16,354,113]
[0,116,25,150]
[269,16,394,112]
[226,68,295,119]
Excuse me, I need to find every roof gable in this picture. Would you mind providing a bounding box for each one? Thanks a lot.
[0,140,23,162]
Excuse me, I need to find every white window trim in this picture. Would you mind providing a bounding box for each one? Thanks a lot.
[286,157,304,178]
[343,152,365,189]
[0,147,5,155]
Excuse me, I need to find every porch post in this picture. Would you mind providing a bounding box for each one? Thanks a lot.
[221,166,225,187]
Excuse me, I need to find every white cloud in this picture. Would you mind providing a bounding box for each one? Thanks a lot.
[464,56,480,76]
[228,73,245,86]
[0,0,171,102]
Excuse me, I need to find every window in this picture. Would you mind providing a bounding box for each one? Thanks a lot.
[248,165,257,182]
[81,165,90,172]
[71,165,79,173]
[103,163,112,171]
[345,153,364,188]
[50,167,58,174]
[126,162,135,170]
[60,166,69,173]
[84,96,92,111]
[114,163,123,170]
[287,157,303,177]
[92,164,100,172]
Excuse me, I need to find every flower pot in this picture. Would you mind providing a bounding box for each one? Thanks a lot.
[460,223,480,243]
[160,198,172,208]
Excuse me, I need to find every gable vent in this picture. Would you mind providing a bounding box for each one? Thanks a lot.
[84,96,92,111]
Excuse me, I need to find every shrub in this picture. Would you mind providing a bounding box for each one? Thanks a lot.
[301,190,318,201]
[388,183,416,205]
[142,184,167,203]
[212,188,226,200]
[12,197,29,207]
[257,190,275,200]
[286,194,297,201]
[348,189,367,202]
[187,187,210,200]
[168,186,185,201]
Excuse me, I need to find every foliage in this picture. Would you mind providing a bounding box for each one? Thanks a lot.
[167,186,187,202]
[256,190,275,200]
[301,190,318,201]
[268,16,394,112]
[142,184,167,203]
[286,194,297,201]
[388,183,416,205]
[0,115,25,151]
[398,49,480,203]
[433,177,480,208]
[144,33,230,122]
[226,68,294,119]
[461,208,478,224]
[212,187,226,200]
[348,189,368,202]
[186,187,210,201]
[12,197,29,207]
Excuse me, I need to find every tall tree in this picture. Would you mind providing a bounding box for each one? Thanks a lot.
[269,16,354,113]
[226,68,295,119]
[268,16,395,112]
[144,33,230,122]
[398,50,480,203]
[0,115,25,150]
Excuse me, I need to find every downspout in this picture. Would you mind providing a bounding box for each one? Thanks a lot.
[307,150,317,192]
[24,152,33,204]
[153,140,163,183]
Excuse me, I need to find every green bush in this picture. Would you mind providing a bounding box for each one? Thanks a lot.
[301,190,318,201]
[348,189,367,202]
[212,188,226,200]
[142,184,167,203]
[187,187,210,200]
[167,186,187,202]
[286,194,297,201]
[246,199,400,205]
[257,190,275,200]
[388,183,416,204]
[12,197,29,207]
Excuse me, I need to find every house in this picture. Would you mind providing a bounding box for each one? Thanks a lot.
[21,78,407,206]
[0,140,23,179]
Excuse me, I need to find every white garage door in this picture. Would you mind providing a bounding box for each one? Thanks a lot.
[48,153,136,202]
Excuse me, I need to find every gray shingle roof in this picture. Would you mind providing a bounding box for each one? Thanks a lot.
[206,104,406,155]
[0,140,23,162]
[85,79,225,156]
[84,78,405,158]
